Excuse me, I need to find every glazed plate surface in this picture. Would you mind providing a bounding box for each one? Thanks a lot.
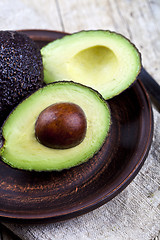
[0,30,153,223]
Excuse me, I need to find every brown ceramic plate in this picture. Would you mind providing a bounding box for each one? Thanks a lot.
[0,30,153,223]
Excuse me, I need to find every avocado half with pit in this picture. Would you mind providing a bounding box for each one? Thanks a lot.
[41,30,141,99]
[0,82,111,171]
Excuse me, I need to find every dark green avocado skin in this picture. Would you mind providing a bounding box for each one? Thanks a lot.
[0,31,44,126]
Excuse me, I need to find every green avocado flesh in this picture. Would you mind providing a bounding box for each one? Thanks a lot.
[41,30,141,99]
[0,82,111,171]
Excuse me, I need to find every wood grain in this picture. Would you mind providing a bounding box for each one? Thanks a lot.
[0,0,159,239]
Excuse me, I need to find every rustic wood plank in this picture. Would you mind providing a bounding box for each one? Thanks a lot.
[111,0,160,82]
[0,0,62,31]
[57,0,117,32]
[0,0,159,239]
[20,0,63,30]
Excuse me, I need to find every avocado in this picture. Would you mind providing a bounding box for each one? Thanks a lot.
[41,30,141,100]
[0,81,111,171]
[0,31,44,126]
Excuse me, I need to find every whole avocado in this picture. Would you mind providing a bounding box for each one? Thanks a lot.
[0,31,44,126]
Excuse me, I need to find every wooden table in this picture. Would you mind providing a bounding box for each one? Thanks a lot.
[0,0,160,239]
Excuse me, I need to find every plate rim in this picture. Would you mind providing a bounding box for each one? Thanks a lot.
[0,30,153,223]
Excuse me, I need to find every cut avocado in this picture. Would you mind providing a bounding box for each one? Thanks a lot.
[41,30,141,99]
[0,31,43,126]
[0,82,111,171]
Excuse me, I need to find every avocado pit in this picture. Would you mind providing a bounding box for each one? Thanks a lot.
[35,102,87,149]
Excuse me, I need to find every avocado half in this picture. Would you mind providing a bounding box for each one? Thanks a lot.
[0,31,44,125]
[41,30,141,99]
[0,82,111,171]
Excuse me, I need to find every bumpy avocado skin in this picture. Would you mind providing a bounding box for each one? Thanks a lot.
[0,31,44,126]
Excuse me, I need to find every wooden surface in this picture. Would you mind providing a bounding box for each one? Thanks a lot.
[0,0,160,239]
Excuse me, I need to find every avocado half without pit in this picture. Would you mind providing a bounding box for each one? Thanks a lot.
[41,30,141,99]
[0,82,111,171]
